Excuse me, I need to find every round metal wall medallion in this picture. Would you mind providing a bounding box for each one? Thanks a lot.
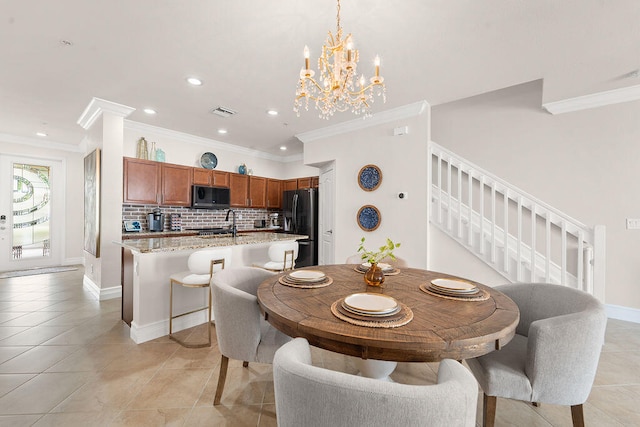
[358,164,382,191]
[357,205,381,231]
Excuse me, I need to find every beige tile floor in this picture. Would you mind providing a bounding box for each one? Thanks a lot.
[0,267,639,426]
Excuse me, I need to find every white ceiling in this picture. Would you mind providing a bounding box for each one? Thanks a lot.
[1,1,639,156]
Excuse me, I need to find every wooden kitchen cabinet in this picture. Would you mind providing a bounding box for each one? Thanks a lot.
[193,168,212,185]
[123,158,192,206]
[212,171,230,187]
[266,179,282,208]
[297,177,312,189]
[161,163,192,206]
[229,173,249,207]
[229,174,267,207]
[283,179,298,192]
[249,176,267,208]
[123,158,161,204]
[311,176,319,188]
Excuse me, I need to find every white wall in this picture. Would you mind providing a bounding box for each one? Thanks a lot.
[123,123,318,179]
[431,80,640,310]
[304,112,430,267]
[0,139,84,266]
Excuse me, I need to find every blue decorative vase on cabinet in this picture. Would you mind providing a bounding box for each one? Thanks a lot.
[238,164,247,175]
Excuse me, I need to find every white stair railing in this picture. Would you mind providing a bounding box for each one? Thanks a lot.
[429,141,605,301]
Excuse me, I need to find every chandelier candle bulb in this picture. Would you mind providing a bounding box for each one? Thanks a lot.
[375,55,380,76]
[304,45,310,70]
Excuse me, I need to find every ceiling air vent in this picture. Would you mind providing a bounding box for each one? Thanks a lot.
[210,106,237,118]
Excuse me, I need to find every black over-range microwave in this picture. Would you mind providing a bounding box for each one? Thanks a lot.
[191,185,230,209]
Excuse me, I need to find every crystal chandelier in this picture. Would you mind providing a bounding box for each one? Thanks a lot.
[294,0,386,119]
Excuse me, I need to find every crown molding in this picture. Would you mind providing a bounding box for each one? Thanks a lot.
[123,120,302,163]
[0,132,84,153]
[77,97,136,130]
[295,100,429,143]
[543,84,640,114]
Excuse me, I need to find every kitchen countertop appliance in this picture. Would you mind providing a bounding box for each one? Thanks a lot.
[282,188,318,267]
[148,208,164,232]
[268,212,281,229]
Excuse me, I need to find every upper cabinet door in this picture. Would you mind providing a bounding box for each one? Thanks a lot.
[193,168,212,185]
[212,171,230,187]
[297,177,312,189]
[123,158,161,204]
[161,164,192,206]
[283,179,298,192]
[249,176,267,208]
[266,179,282,208]
[229,173,249,207]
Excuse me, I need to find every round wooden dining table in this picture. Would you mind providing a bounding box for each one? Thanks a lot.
[257,264,519,364]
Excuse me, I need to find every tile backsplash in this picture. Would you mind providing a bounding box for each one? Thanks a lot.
[122,204,279,232]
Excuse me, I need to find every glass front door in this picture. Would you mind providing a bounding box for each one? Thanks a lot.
[0,155,61,271]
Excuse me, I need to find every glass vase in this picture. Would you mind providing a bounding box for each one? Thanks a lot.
[363,262,385,287]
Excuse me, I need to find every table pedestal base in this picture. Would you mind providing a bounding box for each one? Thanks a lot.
[354,358,397,381]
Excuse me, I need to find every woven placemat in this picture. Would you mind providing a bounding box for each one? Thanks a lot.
[278,275,333,289]
[353,266,401,276]
[331,299,413,328]
[419,283,490,302]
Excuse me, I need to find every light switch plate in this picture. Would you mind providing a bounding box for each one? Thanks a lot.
[626,218,640,229]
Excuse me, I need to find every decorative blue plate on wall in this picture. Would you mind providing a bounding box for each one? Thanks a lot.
[358,164,382,191]
[200,152,218,169]
[357,205,381,231]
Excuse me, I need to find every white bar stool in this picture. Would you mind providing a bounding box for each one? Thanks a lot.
[253,241,299,272]
[169,248,232,348]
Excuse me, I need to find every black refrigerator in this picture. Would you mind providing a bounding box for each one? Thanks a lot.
[283,188,318,267]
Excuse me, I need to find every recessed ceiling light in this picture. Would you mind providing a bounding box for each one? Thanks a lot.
[218,129,228,134]
[36,132,47,137]
[280,146,287,150]
[267,109,278,116]
[186,77,203,86]
[143,108,156,115]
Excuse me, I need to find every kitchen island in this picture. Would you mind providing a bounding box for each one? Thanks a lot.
[115,232,307,344]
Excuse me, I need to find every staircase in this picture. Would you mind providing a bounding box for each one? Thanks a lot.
[429,142,605,301]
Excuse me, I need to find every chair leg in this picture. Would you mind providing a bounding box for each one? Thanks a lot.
[571,404,585,427]
[207,287,212,346]
[483,394,497,427]
[243,361,249,368]
[169,281,174,335]
[214,355,229,405]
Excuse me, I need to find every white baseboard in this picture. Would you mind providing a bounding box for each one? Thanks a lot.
[82,275,122,301]
[64,257,84,266]
[605,304,640,324]
[130,311,210,344]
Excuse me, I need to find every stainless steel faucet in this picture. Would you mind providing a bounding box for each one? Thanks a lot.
[225,209,237,237]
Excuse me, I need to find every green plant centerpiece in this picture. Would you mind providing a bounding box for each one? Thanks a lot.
[357,237,401,287]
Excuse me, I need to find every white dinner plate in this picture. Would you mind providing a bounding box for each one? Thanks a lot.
[361,262,393,271]
[343,293,398,314]
[287,270,326,281]
[430,278,477,292]
[341,301,401,317]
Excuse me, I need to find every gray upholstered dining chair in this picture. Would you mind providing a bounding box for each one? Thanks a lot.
[210,267,291,405]
[345,253,409,268]
[465,283,607,427]
[273,338,478,427]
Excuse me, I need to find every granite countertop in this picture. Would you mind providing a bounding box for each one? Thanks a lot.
[121,227,282,239]
[114,232,308,254]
